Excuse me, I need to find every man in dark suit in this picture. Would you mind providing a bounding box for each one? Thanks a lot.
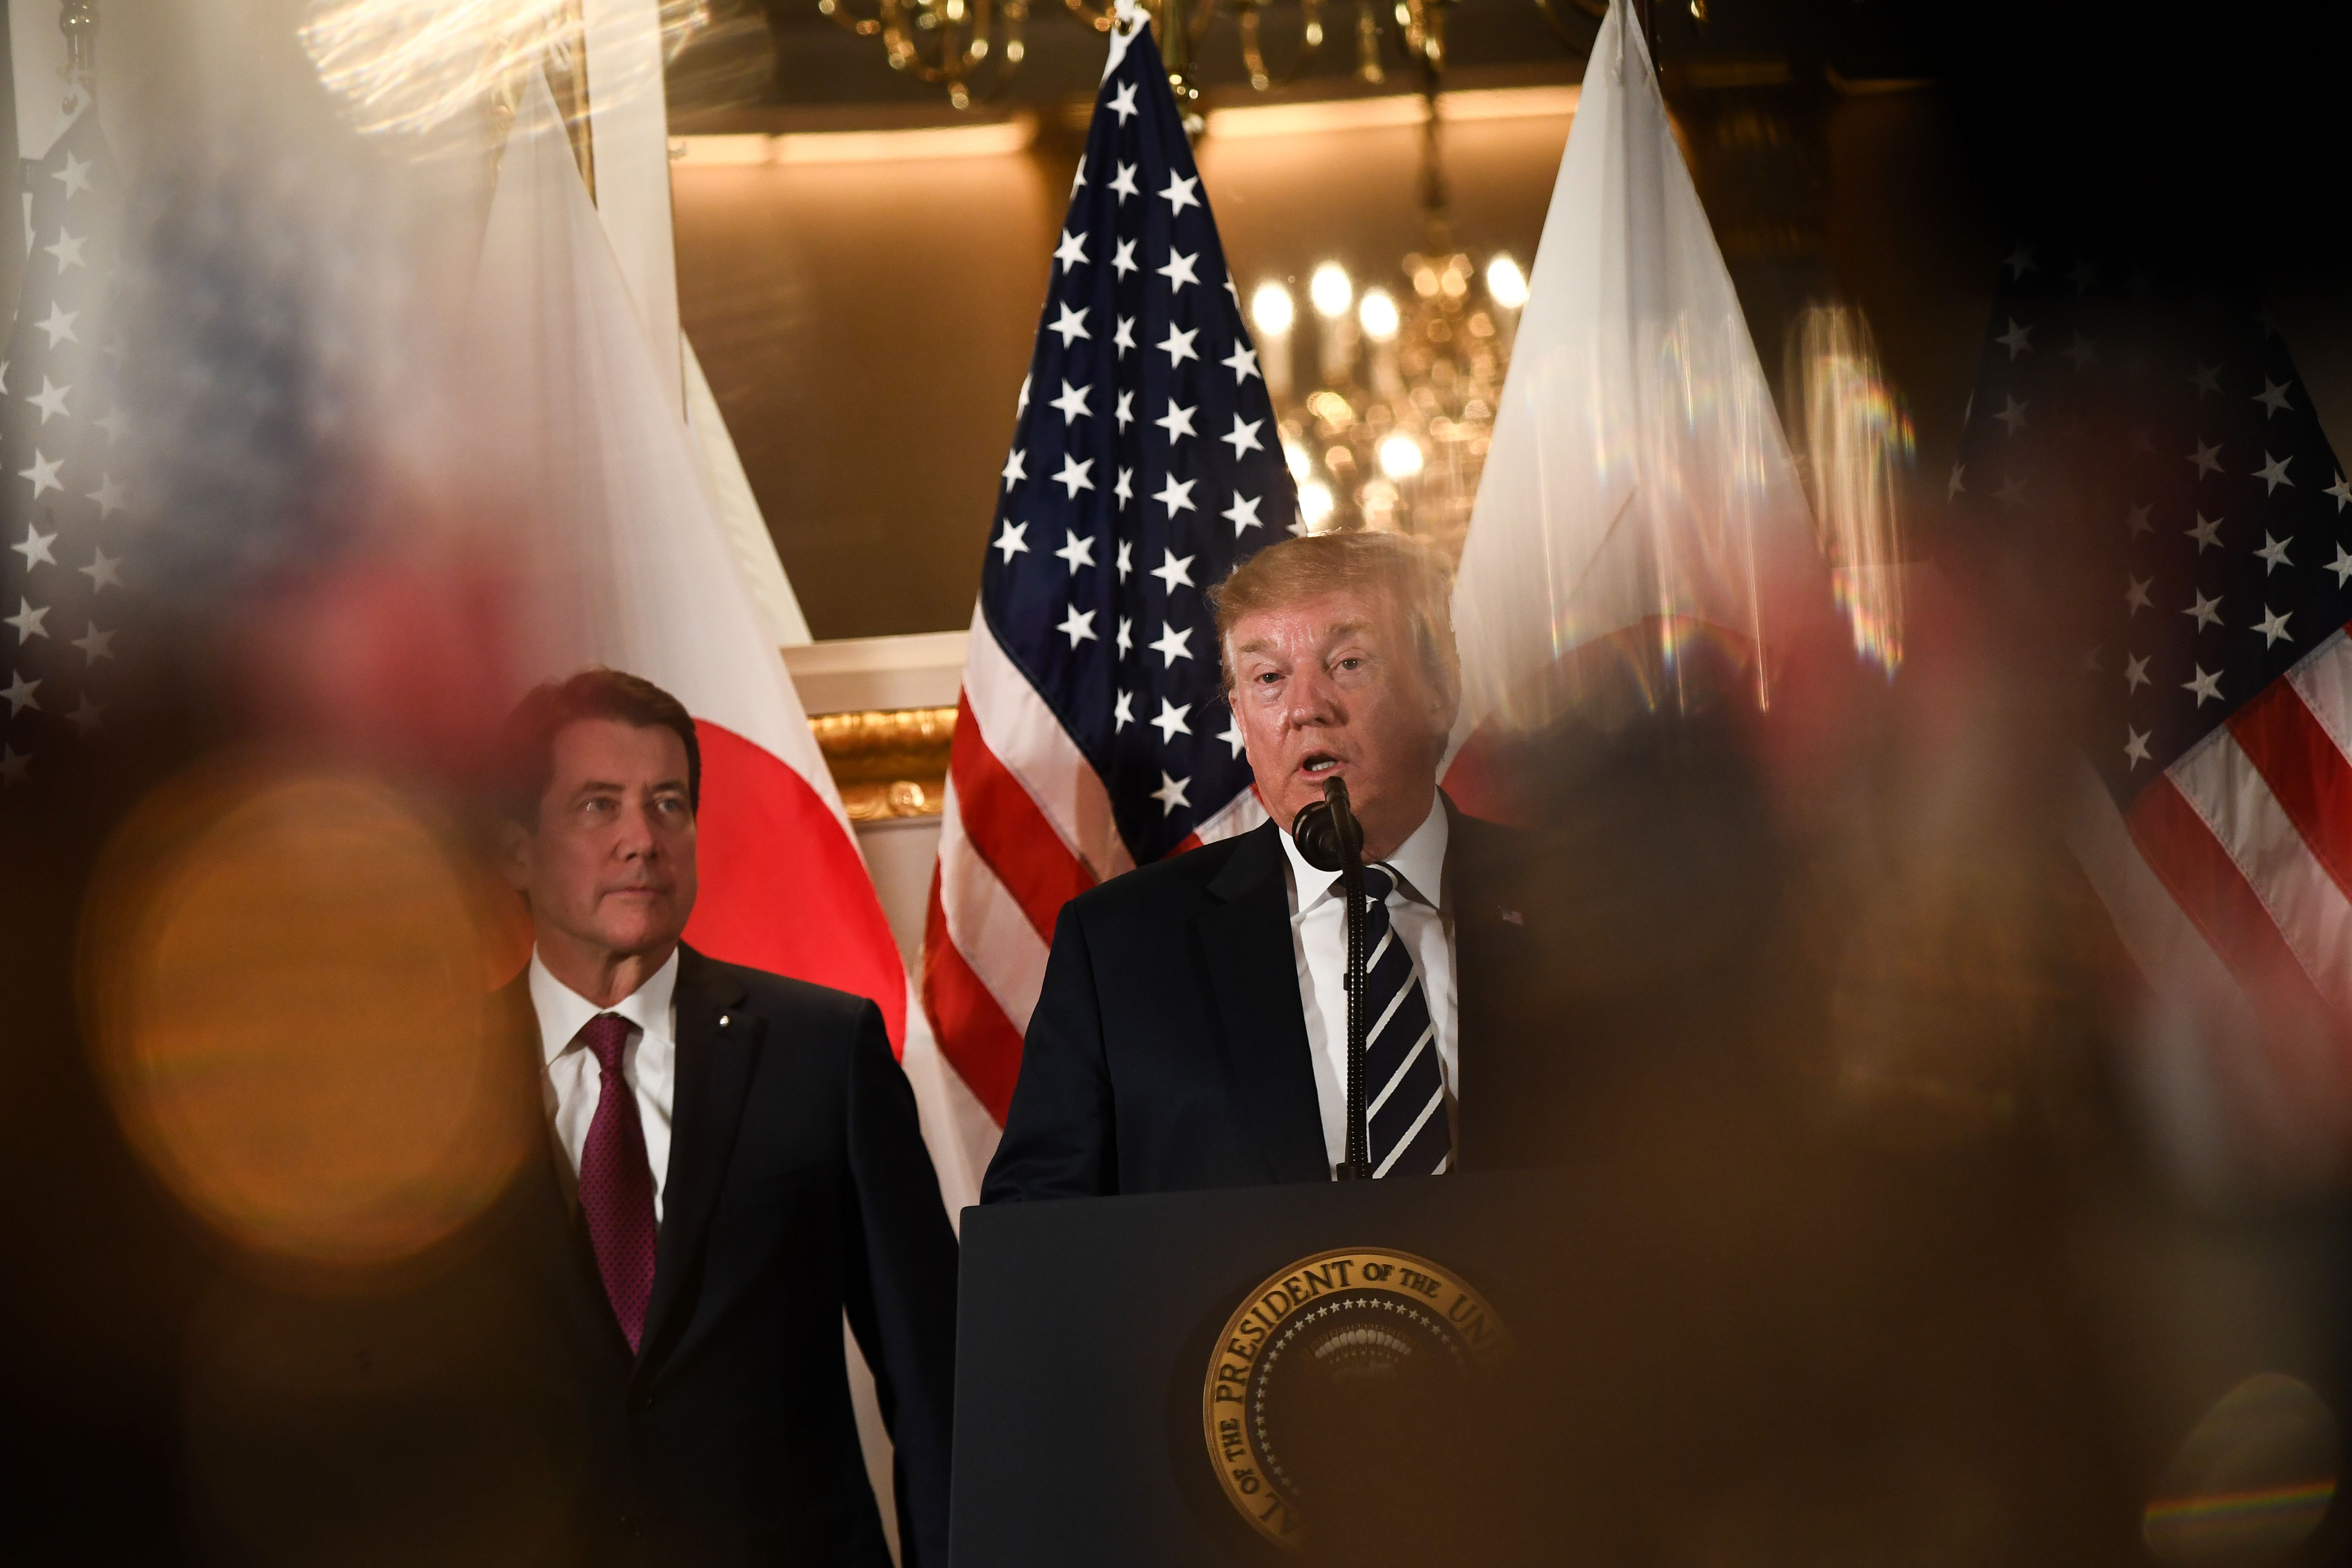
[982,532,1552,1201]
[482,667,959,1566]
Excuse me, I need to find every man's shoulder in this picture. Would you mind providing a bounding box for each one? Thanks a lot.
[1444,805,1540,901]
[1062,819,1273,927]
[1448,807,1531,860]
[682,948,876,1033]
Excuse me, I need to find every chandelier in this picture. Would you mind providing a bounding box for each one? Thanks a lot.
[814,0,1032,109]
[814,0,1460,112]
[1246,108,1527,564]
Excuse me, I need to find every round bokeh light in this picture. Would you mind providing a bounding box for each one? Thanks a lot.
[79,764,533,1277]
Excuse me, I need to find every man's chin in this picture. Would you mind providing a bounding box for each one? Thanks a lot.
[589,917,687,960]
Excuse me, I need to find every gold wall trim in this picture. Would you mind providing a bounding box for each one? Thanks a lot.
[809,705,956,821]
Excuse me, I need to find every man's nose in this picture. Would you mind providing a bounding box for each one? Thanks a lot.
[613,801,662,855]
[1282,668,1342,728]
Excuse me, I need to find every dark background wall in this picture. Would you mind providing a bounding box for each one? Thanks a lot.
[671,0,2014,639]
[674,87,1601,639]
[671,0,2352,642]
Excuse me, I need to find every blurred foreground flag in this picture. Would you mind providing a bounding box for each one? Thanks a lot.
[1950,253,2352,1187]
[923,5,1294,1128]
[1446,0,1827,759]
[0,103,123,793]
[469,74,996,1205]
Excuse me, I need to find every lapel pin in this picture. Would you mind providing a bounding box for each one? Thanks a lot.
[719,1013,731,1028]
[1499,907,1524,926]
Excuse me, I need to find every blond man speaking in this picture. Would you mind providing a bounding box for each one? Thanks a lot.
[982,531,1549,1201]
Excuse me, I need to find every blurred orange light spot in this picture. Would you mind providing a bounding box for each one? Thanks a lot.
[80,765,533,1278]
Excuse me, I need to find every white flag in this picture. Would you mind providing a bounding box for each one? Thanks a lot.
[465,74,995,1214]
[1448,0,1827,746]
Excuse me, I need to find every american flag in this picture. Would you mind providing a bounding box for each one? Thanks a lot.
[923,14,1298,1122]
[1,106,124,794]
[1955,245,2352,1167]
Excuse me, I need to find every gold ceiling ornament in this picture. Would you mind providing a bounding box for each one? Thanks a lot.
[815,0,1032,110]
[1067,0,1348,100]
[815,0,1353,110]
[1234,0,1327,91]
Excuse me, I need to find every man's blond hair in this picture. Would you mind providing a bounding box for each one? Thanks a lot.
[1208,530,1460,709]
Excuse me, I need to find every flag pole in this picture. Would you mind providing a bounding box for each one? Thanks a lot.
[61,0,99,111]
[1160,0,1204,138]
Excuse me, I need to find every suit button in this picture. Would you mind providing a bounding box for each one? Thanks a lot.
[634,1390,656,1412]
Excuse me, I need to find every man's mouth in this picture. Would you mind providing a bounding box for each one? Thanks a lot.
[1298,752,1343,778]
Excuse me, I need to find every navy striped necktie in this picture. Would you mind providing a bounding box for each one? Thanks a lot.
[1358,864,1451,1178]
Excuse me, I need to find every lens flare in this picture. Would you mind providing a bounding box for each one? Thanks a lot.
[1358,288,1400,343]
[2145,1374,2339,1565]
[299,0,708,141]
[79,763,533,1277]
[1788,302,1914,676]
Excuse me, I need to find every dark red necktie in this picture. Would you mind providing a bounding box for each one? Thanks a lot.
[577,1013,657,1353]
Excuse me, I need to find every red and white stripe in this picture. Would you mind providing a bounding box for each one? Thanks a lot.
[2075,627,2352,1184]
[925,605,1263,1133]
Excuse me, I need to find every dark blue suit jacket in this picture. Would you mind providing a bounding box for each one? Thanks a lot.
[198,947,961,1568]
[981,801,1554,1201]
[500,947,961,1567]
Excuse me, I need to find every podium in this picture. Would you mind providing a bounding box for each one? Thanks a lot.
[951,1164,2142,1567]
[951,1171,1623,1566]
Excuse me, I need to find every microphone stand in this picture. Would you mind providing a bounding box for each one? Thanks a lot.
[1291,777,1370,1180]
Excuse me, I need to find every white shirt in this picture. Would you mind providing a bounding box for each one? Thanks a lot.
[1278,798,1456,1175]
[529,947,681,1223]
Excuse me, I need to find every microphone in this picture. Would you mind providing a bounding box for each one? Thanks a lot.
[1291,776,1373,1179]
[1290,776,1362,872]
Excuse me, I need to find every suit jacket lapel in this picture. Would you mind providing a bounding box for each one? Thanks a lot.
[493,976,635,1358]
[638,946,760,1368]
[1198,819,1328,1184]
[1442,799,1544,1170]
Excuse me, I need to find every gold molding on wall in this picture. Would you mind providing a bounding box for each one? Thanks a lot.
[809,706,956,821]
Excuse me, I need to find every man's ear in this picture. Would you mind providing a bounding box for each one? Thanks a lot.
[496,817,534,894]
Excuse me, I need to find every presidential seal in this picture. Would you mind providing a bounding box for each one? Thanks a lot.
[1201,1248,1510,1548]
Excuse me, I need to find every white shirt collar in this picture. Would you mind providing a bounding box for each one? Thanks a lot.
[527,946,682,1067]
[1278,794,1450,913]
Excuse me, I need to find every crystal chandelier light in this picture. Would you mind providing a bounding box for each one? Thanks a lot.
[812,0,1415,113]
[1248,120,1527,563]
